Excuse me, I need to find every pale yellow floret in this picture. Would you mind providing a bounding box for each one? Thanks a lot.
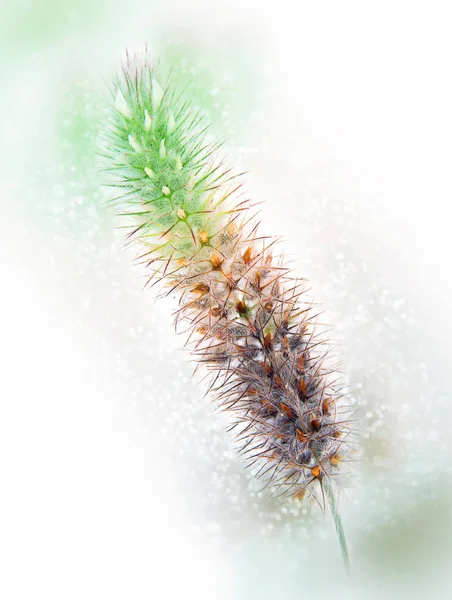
[167,111,176,134]
[186,172,195,191]
[115,90,132,119]
[162,185,171,196]
[151,79,163,110]
[144,110,152,131]
[159,139,166,158]
[128,134,142,153]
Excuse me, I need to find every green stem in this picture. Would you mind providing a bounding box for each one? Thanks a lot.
[324,480,351,575]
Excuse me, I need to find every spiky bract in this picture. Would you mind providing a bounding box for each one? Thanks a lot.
[103,54,353,505]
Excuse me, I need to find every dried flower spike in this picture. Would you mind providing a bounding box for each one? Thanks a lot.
[101,53,354,571]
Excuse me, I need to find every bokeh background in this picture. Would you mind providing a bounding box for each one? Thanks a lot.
[1,1,452,598]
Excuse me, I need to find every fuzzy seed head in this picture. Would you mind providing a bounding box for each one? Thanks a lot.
[104,55,355,507]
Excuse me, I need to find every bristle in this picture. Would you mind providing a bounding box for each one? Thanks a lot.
[102,52,355,509]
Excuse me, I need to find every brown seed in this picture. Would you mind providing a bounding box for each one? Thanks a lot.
[297,354,305,371]
[274,374,284,389]
[227,222,237,236]
[322,397,331,415]
[262,399,277,415]
[310,417,321,432]
[330,453,342,466]
[262,362,274,377]
[296,429,307,443]
[192,282,209,295]
[293,488,306,502]
[242,246,252,264]
[210,252,223,269]
[263,331,273,351]
[299,378,307,398]
[199,230,209,244]
[280,402,295,419]
[311,465,321,478]
[254,270,262,290]
[236,299,247,315]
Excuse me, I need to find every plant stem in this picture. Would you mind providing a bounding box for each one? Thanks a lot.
[324,480,351,575]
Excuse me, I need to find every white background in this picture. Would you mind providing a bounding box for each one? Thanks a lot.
[1,1,451,598]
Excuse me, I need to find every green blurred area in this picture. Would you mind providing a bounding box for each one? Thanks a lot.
[1,0,100,57]
[1,0,261,240]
